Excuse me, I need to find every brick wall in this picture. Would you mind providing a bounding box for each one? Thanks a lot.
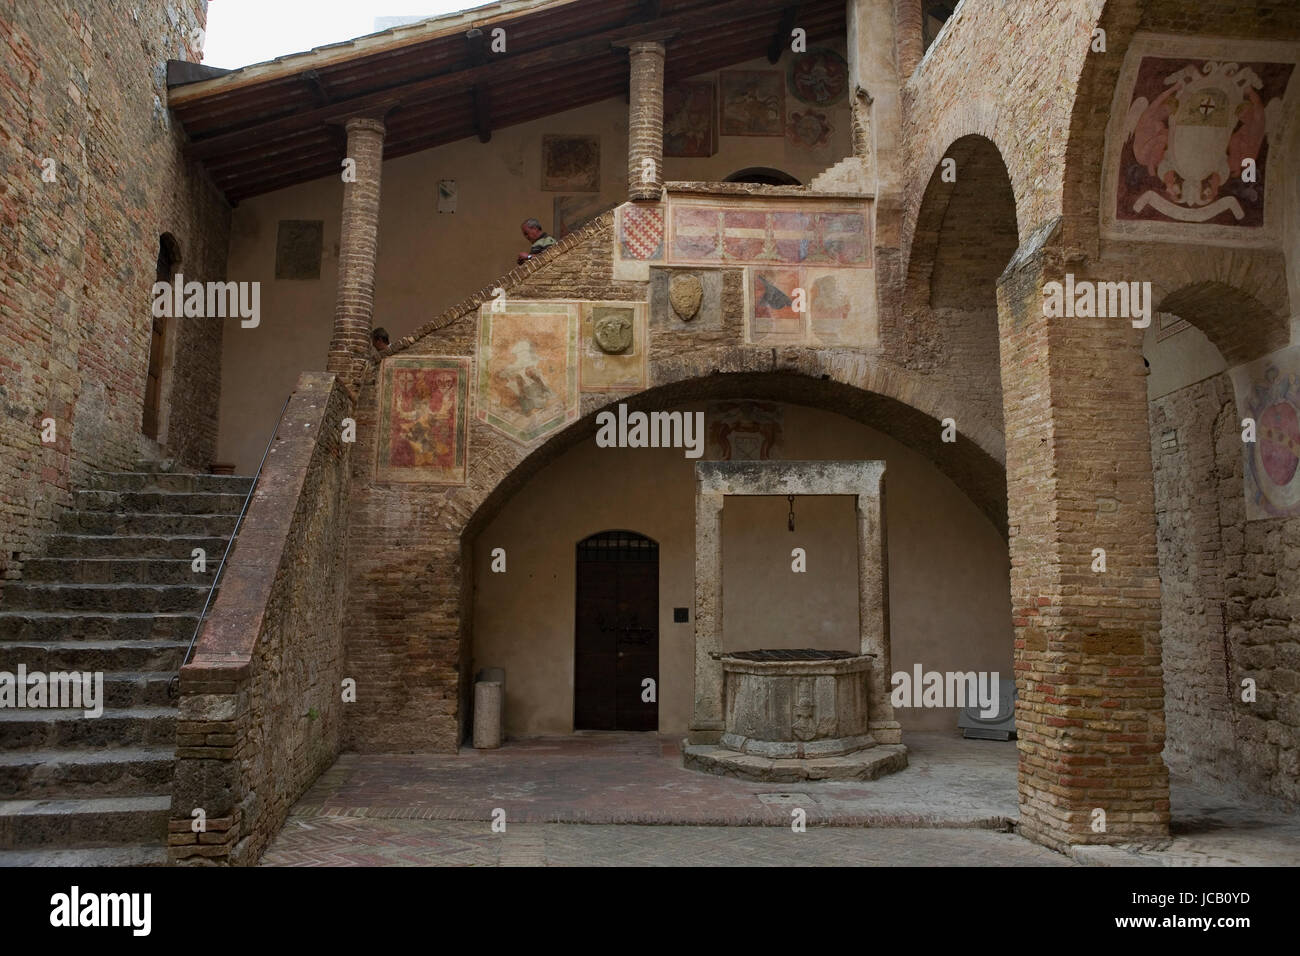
[0,0,230,581]
[1151,373,1300,804]
[170,372,350,864]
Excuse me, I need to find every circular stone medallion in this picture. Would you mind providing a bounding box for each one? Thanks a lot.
[593,308,634,354]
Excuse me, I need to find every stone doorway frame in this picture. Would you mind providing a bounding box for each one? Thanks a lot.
[689,460,899,745]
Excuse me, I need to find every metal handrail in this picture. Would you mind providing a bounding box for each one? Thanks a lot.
[167,393,294,699]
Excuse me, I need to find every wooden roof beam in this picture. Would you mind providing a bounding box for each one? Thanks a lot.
[768,4,802,64]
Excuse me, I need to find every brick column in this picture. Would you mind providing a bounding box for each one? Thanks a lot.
[997,221,1170,852]
[626,40,666,202]
[895,0,924,77]
[327,116,386,384]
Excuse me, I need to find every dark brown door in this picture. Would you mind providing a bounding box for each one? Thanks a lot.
[575,531,659,731]
[142,316,165,440]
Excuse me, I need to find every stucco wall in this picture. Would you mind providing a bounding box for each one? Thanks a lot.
[470,401,1012,736]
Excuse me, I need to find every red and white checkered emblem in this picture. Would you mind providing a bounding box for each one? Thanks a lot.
[620,207,664,260]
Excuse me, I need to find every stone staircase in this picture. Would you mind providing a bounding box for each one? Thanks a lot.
[0,464,253,865]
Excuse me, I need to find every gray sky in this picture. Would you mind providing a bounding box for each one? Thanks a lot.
[203,0,486,70]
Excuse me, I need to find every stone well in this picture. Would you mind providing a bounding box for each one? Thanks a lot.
[720,649,874,758]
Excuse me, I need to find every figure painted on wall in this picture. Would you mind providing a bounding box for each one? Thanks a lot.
[477,304,578,444]
[664,80,718,157]
[719,71,785,136]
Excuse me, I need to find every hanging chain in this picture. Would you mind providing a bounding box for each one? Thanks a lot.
[787,494,796,533]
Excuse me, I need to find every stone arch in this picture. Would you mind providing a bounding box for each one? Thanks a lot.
[723,167,802,186]
[904,135,1020,313]
[463,349,1007,543]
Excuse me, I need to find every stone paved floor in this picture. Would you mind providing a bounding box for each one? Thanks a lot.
[260,731,1300,866]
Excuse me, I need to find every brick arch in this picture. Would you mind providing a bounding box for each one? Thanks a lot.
[904,134,1020,313]
[462,346,1008,543]
[1123,241,1292,364]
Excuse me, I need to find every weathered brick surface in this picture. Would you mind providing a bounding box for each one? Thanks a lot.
[171,372,350,865]
[1151,374,1300,804]
[0,1,230,581]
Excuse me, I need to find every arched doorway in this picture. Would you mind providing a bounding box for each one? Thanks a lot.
[724,167,801,186]
[144,233,182,440]
[574,530,659,731]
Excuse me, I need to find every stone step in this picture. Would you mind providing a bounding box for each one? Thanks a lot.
[0,746,175,798]
[59,511,238,537]
[0,583,212,613]
[0,610,200,643]
[100,672,177,708]
[0,640,187,674]
[90,472,254,495]
[0,844,169,866]
[0,795,170,850]
[0,707,176,750]
[73,489,249,515]
[44,533,230,559]
[22,557,217,585]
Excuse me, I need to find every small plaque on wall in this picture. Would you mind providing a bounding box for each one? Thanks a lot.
[275,220,323,280]
[438,179,457,213]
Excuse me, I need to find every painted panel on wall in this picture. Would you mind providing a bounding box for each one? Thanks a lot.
[664,79,718,158]
[375,356,470,484]
[580,302,648,391]
[542,135,600,192]
[1231,344,1300,519]
[719,70,785,136]
[1103,35,1296,245]
[787,48,849,106]
[476,301,579,443]
[666,201,871,268]
[745,265,875,347]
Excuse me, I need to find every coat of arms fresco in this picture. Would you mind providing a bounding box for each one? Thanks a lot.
[1104,37,1295,244]
[376,356,470,484]
[1231,345,1300,520]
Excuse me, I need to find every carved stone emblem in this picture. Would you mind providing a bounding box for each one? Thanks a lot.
[669,273,704,321]
[592,307,634,354]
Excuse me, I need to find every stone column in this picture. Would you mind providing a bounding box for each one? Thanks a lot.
[857,470,899,743]
[690,491,725,742]
[626,40,666,202]
[327,115,386,384]
[997,220,1170,851]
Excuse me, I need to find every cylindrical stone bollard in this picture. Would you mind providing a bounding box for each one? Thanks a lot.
[473,681,503,749]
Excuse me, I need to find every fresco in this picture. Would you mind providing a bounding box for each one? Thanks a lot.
[787,48,849,106]
[542,135,600,192]
[746,266,874,347]
[376,356,470,484]
[580,302,648,391]
[554,195,615,238]
[719,70,785,136]
[1104,37,1295,244]
[618,205,665,261]
[1231,345,1300,520]
[706,401,784,460]
[667,201,871,267]
[664,79,717,157]
[476,302,579,443]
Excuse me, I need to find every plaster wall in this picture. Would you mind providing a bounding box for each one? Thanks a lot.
[470,401,1012,736]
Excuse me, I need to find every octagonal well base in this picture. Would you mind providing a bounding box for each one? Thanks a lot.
[682,741,908,782]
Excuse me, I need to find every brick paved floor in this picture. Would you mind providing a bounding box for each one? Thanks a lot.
[259,731,1300,866]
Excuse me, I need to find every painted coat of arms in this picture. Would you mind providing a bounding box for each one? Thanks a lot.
[1118,56,1293,228]
[1231,346,1300,519]
[477,302,579,443]
[376,356,470,484]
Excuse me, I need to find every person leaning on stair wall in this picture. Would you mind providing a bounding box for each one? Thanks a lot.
[517,217,557,264]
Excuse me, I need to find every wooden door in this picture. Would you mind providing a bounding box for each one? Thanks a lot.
[574,531,659,731]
